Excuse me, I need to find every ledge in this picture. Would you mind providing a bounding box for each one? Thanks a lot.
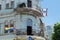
[14,7,42,17]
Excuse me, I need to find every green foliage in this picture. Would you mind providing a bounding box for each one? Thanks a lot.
[52,22,60,40]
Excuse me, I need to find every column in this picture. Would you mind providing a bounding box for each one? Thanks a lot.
[2,0,6,9]
[36,16,40,34]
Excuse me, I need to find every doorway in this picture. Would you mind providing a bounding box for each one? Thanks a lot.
[27,19,32,35]
[27,26,32,35]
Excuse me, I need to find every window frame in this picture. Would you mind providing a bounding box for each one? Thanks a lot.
[11,1,14,8]
[6,3,9,9]
[27,0,32,7]
[0,4,1,10]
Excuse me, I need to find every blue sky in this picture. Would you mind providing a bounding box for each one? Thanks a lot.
[41,0,60,26]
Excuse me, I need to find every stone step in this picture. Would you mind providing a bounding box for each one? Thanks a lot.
[0,35,45,40]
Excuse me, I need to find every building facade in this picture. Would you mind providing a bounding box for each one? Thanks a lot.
[45,25,52,40]
[0,0,44,36]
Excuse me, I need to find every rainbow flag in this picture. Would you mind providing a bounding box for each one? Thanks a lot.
[5,27,10,30]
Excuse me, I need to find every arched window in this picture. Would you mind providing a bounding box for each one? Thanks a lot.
[4,20,9,33]
[27,19,32,26]
[11,1,14,8]
[10,20,14,33]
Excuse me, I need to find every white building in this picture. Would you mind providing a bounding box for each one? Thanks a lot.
[0,0,44,36]
[45,25,53,40]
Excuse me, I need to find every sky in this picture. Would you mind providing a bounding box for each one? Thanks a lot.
[40,0,60,26]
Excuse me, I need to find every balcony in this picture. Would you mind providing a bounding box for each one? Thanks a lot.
[14,7,42,17]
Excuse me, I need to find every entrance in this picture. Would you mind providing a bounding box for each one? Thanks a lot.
[27,19,32,35]
[27,26,32,35]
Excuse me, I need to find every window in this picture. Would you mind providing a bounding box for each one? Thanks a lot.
[27,0,32,7]
[10,24,14,33]
[9,20,14,33]
[4,25,9,33]
[0,5,1,10]
[4,20,14,33]
[6,3,9,9]
[11,1,14,8]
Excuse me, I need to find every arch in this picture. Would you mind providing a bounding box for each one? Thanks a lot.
[27,19,32,26]
[27,18,33,35]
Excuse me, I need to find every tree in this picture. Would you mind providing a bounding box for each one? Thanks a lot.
[52,22,60,40]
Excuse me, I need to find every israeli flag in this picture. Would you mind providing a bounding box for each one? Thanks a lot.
[42,8,48,17]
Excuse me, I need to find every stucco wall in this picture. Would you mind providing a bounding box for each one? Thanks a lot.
[0,13,41,34]
[15,14,40,33]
